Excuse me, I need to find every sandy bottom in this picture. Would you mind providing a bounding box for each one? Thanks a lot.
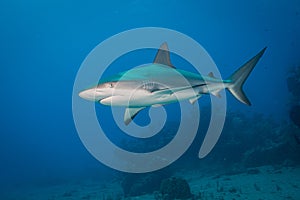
[4,165,300,200]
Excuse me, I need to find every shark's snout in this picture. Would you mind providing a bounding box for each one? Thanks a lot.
[79,89,97,101]
[79,87,112,102]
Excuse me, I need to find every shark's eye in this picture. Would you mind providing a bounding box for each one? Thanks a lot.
[108,83,114,88]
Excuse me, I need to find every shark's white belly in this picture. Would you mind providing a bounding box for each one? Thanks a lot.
[100,89,198,107]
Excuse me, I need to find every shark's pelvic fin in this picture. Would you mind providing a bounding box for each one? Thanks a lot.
[124,107,145,125]
[211,90,221,98]
[153,42,175,68]
[227,47,267,106]
[189,95,201,104]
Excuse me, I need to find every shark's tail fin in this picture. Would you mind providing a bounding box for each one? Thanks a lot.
[226,47,266,105]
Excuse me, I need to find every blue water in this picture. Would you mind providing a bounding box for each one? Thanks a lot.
[1,0,300,199]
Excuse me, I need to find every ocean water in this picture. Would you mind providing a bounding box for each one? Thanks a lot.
[1,0,300,199]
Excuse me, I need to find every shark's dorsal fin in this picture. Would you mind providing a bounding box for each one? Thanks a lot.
[124,107,145,125]
[208,72,216,78]
[153,42,175,68]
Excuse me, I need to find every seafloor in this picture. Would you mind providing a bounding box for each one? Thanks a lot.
[3,109,300,200]
[4,165,300,200]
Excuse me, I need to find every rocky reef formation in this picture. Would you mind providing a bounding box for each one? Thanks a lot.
[159,177,192,200]
[121,170,170,197]
[287,65,300,128]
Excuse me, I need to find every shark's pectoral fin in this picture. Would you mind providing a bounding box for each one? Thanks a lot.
[153,42,175,68]
[124,107,145,125]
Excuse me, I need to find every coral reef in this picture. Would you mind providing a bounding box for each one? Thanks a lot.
[287,65,300,128]
[121,171,170,197]
[159,177,192,200]
[177,107,300,174]
[287,65,300,100]
[290,105,300,128]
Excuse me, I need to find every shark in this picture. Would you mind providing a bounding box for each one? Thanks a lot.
[79,43,266,125]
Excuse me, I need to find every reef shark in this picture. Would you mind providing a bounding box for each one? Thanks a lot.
[79,43,266,125]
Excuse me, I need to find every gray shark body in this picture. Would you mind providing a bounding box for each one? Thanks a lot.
[79,43,266,125]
